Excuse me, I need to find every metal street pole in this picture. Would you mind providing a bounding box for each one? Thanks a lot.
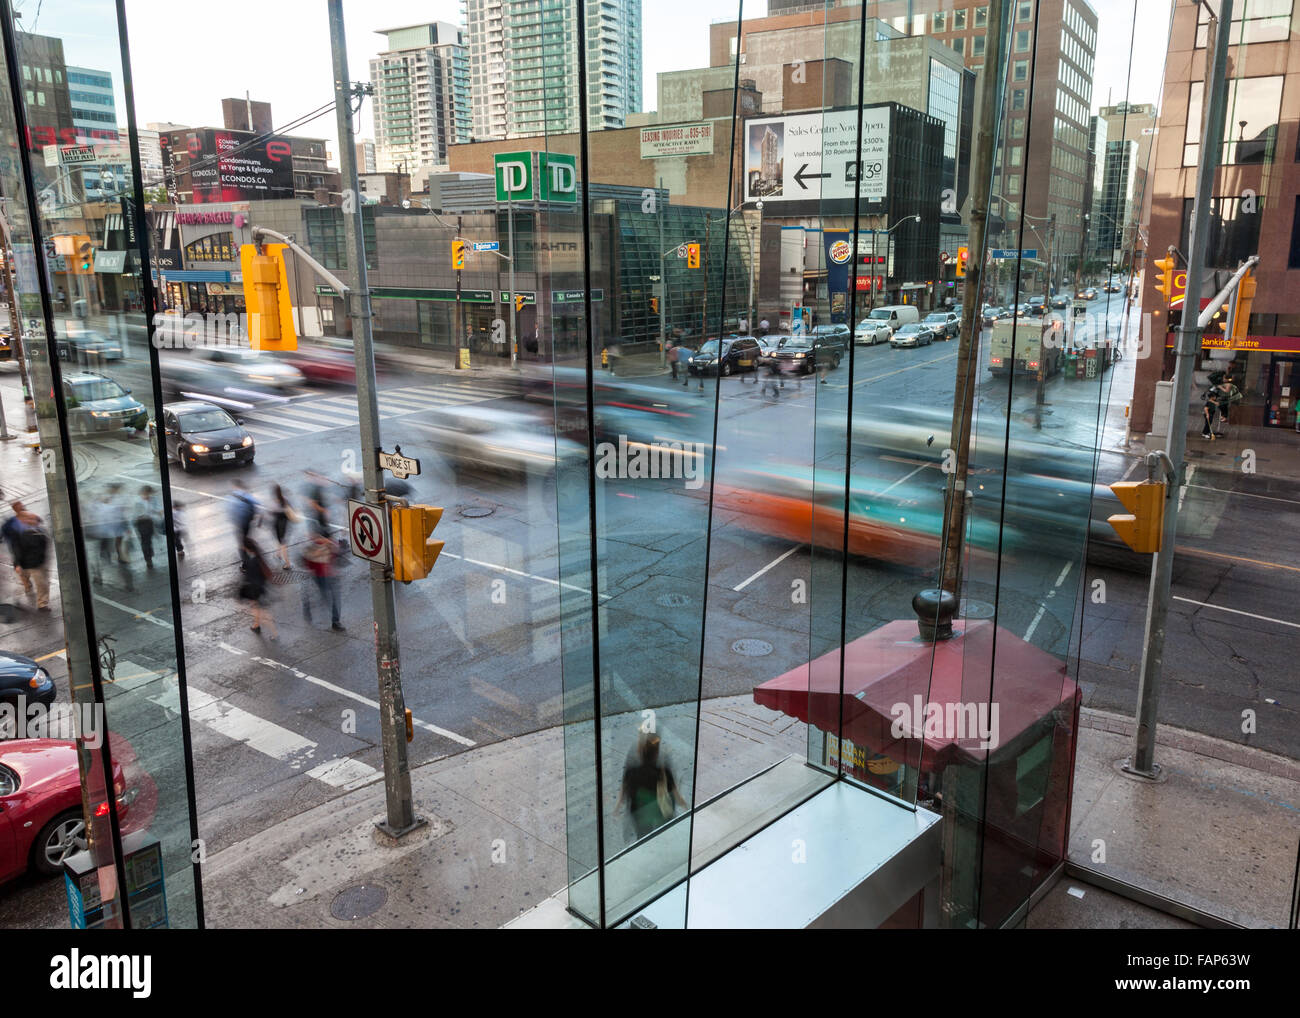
[507,195,517,369]
[940,0,1004,598]
[1126,0,1235,779]
[328,0,421,836]
[658,176,666,366]
[748,223,757,334]
[0,210,37,436]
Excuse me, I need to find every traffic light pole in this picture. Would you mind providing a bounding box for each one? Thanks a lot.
[1125,0,1234,779]
[329,0,421,836]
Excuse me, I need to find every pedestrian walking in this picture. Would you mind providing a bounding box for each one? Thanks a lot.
[229,478,261,548]
[172,500,188,559]
[614,732,687,840]
[667,341,681,381]
[270,483,297,571]
[89,485,132,590]
[303,472,331,537]
[2,501,50,611]
[134,485,162,571]
[239,538,278,639]
[301,532,343,631]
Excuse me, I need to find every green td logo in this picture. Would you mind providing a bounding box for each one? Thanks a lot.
[494,151,577,204]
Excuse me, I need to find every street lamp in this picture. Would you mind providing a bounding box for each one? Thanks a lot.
[860,214,921,312]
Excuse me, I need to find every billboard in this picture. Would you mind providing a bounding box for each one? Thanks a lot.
[743,106,890,214]
[185,129,295,204]
[640,122,714,158]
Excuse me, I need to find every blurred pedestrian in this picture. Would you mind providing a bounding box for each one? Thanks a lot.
[171,500,187,559]
[667,340,681,381]
[89,485,132,591]
[614,732,686,839]
[301,533,343,631]
[238,538,277,639]
[270,483,297,571]
[2,501,50,611]
[229,478,260,548]
[134,485,162,571]
[303,472,331,536]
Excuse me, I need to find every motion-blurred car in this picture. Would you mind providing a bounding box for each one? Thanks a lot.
[810,324,852,349]
[56,329,122,363]
[1103,281,1123,294]
[921,311,960,339]
[0,739,130,881]
[755,336,782,367]
[1049,295,1070,310]
[855,317,893,346]
[420,405,584,476]
[280,348,355,386]
[164,347,303,403]
[62,373,149,435]
[771,334,843,374]
[890,323,936,348]
[149,400,254,471]
[980,305,1004,327]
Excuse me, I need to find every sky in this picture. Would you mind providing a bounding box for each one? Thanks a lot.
[14,0,1174,161]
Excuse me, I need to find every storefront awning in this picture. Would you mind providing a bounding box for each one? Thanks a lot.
[753,619,1077,772]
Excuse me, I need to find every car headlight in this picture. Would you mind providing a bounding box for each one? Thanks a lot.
[242,436,253,447]
[190,443,209,454]
[793,352,805,358]
[29,668,51,689]
[91,411,110,418]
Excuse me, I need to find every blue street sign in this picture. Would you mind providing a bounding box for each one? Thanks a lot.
[990,248,1038,260]
[472,241,500,252]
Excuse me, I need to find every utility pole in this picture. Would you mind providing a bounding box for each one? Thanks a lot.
[940,0,1005,598]
[0,206,36,439]
[456,213,464,365]
[657,177,666,366]
[1126,0,1235,779]
[328,0,421,836]
[507,188,517,369]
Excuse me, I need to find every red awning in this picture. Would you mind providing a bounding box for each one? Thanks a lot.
[754,619,1077,773]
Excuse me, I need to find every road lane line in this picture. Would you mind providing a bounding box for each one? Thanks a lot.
[1172,596,1300,630]
[853,350,958,387]
[1177,464,1196,511]
[733,544,801,592]
[1023,562,1073,642]
[440,551,611,600]
[36,648,67,662]
[183,688,318,767]
[92,592,174,629]
[878,462,932,495]
[1022,604,1048,643]
[1176,547,1300,574]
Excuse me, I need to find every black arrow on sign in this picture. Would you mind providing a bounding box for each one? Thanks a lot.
[794,163,831,190]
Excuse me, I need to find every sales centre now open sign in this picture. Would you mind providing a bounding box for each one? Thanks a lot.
[742,105,891,214]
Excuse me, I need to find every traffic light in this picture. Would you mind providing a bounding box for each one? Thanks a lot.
[515,293,526,313]
[1107,480,1166,554]
[686,243,700,270]
[391,504,444,583]
[1229,268,1256,343]
[956,246,968,279]
[649,297,659,314]
[452,239,466,270]
[1152,255,1176,304]
[238,243,297,351]
[76,241,93,274]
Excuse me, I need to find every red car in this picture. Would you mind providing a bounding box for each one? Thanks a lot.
[280,348,355,385]
[0,739,131,883]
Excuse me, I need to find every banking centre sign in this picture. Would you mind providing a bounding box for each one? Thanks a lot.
[743,106,890,213]
[494,151,578,203]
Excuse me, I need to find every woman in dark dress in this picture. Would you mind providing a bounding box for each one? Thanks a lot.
[271,484,295,570]
[614,733,687,839]
[239,538,278,639]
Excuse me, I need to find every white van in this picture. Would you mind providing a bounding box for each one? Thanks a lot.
[859,304,919,336]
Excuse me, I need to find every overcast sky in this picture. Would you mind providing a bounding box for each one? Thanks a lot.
[16,0,1173,159]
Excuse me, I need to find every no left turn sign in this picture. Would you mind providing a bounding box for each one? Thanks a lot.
[348,500,391,566]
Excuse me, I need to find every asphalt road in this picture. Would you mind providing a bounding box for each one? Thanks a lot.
[1,290,1296,923]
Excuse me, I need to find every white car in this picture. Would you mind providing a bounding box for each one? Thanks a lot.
[195,348,305,389]
[855,319,893,345]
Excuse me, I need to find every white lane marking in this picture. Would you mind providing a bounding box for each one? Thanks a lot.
[440,551,611,600]
[1023,561,1074,642]
[240,422,302,441]
[184,687,318,768]
[306,757,382,790]
[733,544,802,592]
[92,592,174,629]
[1119,457,1142,482]
[1172,596,1300,630]
[1186,484,1300,507]
[878,461,932,495]
[1177,464,1196,512]
[273,404,359,427]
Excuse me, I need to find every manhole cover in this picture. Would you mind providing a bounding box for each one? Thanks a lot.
[458,505,494,518]
[656,593,691,608]
[330,884,388,921]
[958,599,996,619]
[732,638,773,657]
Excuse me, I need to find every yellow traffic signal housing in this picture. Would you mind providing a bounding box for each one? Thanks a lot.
[686,243,700,269]
[391,504,444,583]
[515,293,526,313]
[1230,269,1256,342]
[956,246,968,279]
[1152,255,1176,304]
[452,239,466,270]
[1107,480,1166,554]
[239,243,297,351]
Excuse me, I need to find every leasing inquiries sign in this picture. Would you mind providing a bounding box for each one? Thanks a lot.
[640,122,714,158]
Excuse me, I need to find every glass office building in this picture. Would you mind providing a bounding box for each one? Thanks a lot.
[0,0,1297,932]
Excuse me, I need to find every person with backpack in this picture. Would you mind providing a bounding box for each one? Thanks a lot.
[2,501,50,611]
[229,479,261,549]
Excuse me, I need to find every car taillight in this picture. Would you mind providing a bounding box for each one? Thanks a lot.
[1029,361,1039,368]
[991,357,1002,365]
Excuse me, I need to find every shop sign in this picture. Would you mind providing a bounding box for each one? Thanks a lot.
[640,122,714,159]
[1165,333,1300,354]
[551,289,604,303]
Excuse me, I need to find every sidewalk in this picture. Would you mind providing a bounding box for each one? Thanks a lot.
[200,694,1299,929]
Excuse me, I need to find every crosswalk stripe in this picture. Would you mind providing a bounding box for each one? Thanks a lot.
[273,405,358,427]
[306,757,382,790]
[242,422,303,441]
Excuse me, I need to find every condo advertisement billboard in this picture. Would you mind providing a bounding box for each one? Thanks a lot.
[743,106,890,215]
[186,129,295,204]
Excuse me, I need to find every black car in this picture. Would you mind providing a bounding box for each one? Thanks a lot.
[1049,295,1070,310]
[688,336,763,376]
[150,400,254,471]
[0,651,55,737]
[771,334,843,374]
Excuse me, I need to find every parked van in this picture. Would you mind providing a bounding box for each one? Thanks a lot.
[863,305,920,333]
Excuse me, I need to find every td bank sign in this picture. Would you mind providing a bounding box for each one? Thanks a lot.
[494,151,577,204]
